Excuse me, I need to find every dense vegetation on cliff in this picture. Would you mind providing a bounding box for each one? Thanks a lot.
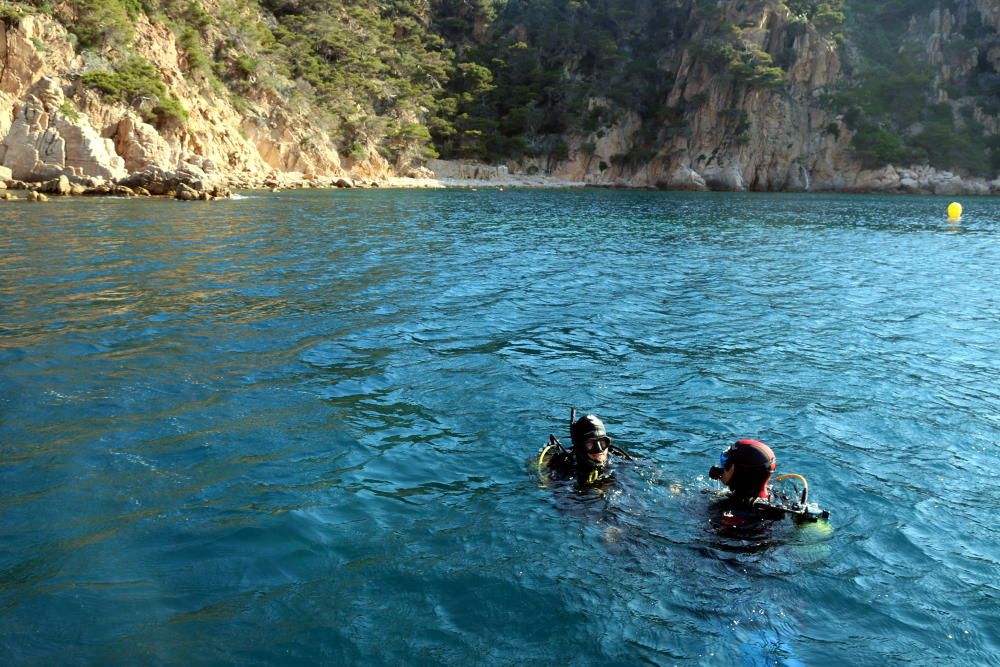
[427,0,999,177]
[835,0,1000,175]
[6,0,999,178]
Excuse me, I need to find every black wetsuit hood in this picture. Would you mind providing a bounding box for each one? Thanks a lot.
[570,414,608,477]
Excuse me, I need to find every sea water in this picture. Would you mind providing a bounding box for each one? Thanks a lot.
[1,189,998,665]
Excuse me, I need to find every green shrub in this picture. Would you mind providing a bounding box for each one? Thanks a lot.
[178,28,210,74]
[58,99,80,121]
[151,95,188,125]
[909,121,989,175]
[184,0,212,29]
[234,55,257,78]
[81,57,187,125]
[851,122,905,166]
[0,5,26,26]
[551,140,569,161]
[64,0,135,49]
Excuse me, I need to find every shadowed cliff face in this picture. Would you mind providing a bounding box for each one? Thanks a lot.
[526,0,998,192]
[541,0,850,191]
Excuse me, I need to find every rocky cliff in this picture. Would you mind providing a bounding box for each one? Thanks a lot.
[530,0,999,194]
[0,9,391,193]
[0,1,996,195]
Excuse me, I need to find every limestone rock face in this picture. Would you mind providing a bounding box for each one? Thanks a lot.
[0,16,79,134]
[702,164,747,192]
[0,12,353,189]
[536,0,854,191]
[53,113,128,181]
[661,164,708,191]
[0,77,127,181]
[113,115,175,173]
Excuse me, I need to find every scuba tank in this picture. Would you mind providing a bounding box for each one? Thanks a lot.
[761,473,830,523]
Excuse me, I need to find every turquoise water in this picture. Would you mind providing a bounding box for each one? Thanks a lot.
[1,189,998,665]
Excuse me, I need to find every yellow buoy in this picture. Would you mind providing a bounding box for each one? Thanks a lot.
[947,202,962,219]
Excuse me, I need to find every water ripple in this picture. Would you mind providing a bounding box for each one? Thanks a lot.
[2,191,999,664]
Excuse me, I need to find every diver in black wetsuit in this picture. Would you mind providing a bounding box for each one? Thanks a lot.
[708,439,785,525]
[707,438,829,526]
[542,413,634,487]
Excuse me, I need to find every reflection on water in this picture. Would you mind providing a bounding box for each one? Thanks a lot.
[1,191,999,665]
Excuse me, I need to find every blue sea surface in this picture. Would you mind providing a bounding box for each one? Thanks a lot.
[1,189,998,665]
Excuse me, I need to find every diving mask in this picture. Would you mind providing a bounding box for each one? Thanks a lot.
[583,435,612,453]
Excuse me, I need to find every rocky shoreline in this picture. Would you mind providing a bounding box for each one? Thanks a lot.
[7,180,999,203]
[5,163,999,202]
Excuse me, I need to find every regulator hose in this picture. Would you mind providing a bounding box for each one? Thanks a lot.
[772,473,809,504]
[538,444,554,470]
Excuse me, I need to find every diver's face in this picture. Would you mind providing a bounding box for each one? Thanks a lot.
[583,436,610,465]
[721,465,735,485]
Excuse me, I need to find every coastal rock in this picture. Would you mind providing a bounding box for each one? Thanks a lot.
[0,93,52,179]
[119,165,217,195]
[175,183,197,200]
[426,159,510,180]
[702,164,747,191]
[0,16,79,130]
[961,179,990,196]
[0,13,353,192]
[40,175,71,195]
[661,164,708,191]
[407,166,434,179]
[0,78,127,182]
[854,165,901,192]
[113,115,174,173]
[919,169,965,195]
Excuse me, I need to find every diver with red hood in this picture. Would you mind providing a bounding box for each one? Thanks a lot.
[708,439,829,524]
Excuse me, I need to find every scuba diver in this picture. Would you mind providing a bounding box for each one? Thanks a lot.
[538,409,635,487]
[708,438,829,526]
